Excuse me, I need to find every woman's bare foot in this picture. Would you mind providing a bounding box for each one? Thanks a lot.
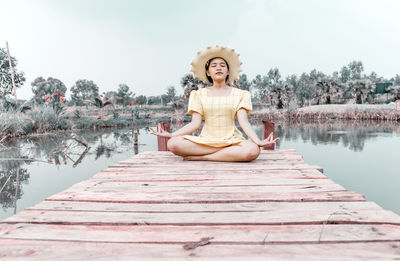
[182,155,208,161]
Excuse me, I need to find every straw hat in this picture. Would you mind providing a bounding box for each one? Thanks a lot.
[190,44,243,84]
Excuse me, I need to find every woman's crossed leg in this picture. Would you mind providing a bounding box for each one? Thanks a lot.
[167,136,260,162]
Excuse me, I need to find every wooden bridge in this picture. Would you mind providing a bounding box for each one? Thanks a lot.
[0,149,399,260]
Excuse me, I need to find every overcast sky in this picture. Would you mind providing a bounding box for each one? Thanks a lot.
[1,0,399,99]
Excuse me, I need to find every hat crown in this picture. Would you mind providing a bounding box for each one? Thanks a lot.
[190,45,242,84]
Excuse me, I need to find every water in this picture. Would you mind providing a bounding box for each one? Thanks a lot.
[1,121,399,221]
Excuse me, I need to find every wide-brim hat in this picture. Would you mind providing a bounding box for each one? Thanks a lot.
[190,44,242,84]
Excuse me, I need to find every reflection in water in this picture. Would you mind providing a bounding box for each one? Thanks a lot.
[133,128,139,155]
[0,127,147,214]
[0,160,30,214]
[252,120,400,152]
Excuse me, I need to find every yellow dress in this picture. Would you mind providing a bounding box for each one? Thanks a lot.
[183,87,252,147]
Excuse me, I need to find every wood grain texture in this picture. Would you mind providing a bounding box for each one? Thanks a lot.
[4,208,399,225]
[44,190,365,203]
[1,149,399,260]
[0,239,399,261]
[1,223,399,244]
[27,200,383,213]
[27,201,383,213]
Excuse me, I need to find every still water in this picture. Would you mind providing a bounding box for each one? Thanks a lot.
[1,121,399,221]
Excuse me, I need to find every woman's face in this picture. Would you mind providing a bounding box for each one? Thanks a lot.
[206,57,229,83]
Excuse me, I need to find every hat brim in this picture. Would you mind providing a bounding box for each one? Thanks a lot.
[190,45,242,84]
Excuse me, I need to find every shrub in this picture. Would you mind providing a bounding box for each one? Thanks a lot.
[27,105,67,132]
[0,112,33,136]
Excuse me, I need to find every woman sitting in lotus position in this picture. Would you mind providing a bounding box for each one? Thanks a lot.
[151,45,279,162]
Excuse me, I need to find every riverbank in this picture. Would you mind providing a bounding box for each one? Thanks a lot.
[0,105,178,141]
[252,104,400,122]
[1,104,399,142]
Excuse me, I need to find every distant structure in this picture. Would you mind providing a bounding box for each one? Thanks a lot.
[375,82,392,94]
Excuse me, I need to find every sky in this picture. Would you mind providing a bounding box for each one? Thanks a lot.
[1,0,400,99]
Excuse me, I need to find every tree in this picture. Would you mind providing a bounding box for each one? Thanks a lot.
[135,95,147,105]
[147,96,161,105]
[348,61,364,80]
[70,79,99,106]
[116,83,133,106]
[266,68,285,109]
[180,74,204,100]
[305,69,326,105]
[367,71,385,83]
[102,91,118,99]
[31,77,67,105]
[340,66,351,83]
[166,86,176,102]
[284,74,300,107]
[0,47,26,98]
[388,75,400,101]
[235,74,251,91]
[296,73,315,107]
[252,74,269,102]
[392,74,400,86]
[387,86,400,101]
[315,76,342,105]
[341,61,370,104]
[348,79,374,104]
[92,97,113,119]
[160,86,178,106]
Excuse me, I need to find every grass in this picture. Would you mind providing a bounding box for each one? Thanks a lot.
[0,112,33,136]
[251,107,400,122]
[2,103,399,142]
[0,106,69,140]
[0,104,178,140]
[27,105,68,131]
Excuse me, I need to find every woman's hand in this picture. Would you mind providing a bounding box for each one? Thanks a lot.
[256,133,280,147]
[150,125,172,139]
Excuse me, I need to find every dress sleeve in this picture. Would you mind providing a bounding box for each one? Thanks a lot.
[187,90,203,115]
[236,90,252,115]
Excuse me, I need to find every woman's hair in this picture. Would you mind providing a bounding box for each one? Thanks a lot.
[205,57,230,83]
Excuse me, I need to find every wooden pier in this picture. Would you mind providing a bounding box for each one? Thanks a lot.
[0,149,399,260]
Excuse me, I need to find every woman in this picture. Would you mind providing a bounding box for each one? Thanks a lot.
[151,44,279,161]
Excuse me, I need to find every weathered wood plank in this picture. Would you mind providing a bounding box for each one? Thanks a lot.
[57,181,347,194]
[3,208,399,225]
[138,149,298,155]
[118,158,306,165]
[44,190,365,203]
[27,201,383,213]
[1,224,399,244]
[108,163,319,169]
[130,153,304,161]
[96,168,326,178]
[60,178,336,188]
[107,165,325,173]
[99,167,322,174]
[123,152,304,159]
[93,173,328,181]
[0,239,398,261]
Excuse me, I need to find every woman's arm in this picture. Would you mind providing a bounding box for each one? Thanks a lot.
[237,109,262,145]
[170,112,202,137]
[150,112,202,138]
[237,109,279,146]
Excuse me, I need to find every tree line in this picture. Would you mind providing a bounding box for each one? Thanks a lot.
[181,61,400,109]
[1,47,400,110]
